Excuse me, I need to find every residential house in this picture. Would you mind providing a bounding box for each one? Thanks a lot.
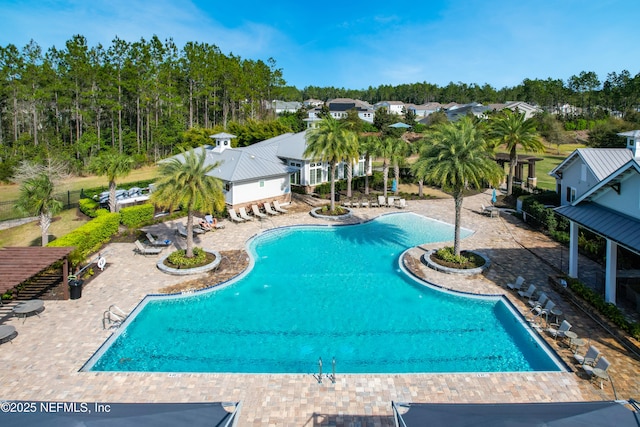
[445,102,490,121]
[406,102,441,117]
[303,99,324,108]
[550,130,640,307]
[306,98,375,128]
[374,101,405,116]
[487,101,542,119]
[271,100,302,114]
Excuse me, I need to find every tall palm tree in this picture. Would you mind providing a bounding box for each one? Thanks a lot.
[390,138,409,196]
[151,148,225,258]
[15,172,63,246]
[304,117,358,211]
[358,135,380,196]
[89,152,134,212]
[375,137,397,200]
[412,117,503,256]
[489,110,543,196]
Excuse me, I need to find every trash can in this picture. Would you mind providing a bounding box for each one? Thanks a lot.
[334,193,340,202]
[69,279,83,300]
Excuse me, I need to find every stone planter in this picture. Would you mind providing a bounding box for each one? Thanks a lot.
[421,249,490,276]
[156,250,221,276]
[310,207,353,221]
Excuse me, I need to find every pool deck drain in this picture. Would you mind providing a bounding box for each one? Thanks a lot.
[0,192,638,426]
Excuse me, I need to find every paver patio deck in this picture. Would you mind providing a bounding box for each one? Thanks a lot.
[0,191,638,426]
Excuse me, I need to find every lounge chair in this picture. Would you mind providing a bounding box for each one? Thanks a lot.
[146,232,172,247]
[273,200,288,213]
[546,320,571,339]
[377,195,386,207]
[134,240,163,256]
[528,292,548,308]
[251,205,268,219]
[239,207,254,221]
[531,300,556,323]
[369,197,380,208]
[204,214,225,229]
[387,196,395,207]
[176,222,204,238]
[263,202,280,215]
[342,198,352,208]
[395,198,407,209]
[360,198,369,208]
[574,345,600,367]
[518,284,536,299]
[228,208,245,223]
[506,276,525,291]
[583,356,610,386]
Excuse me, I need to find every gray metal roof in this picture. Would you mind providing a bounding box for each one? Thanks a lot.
[273,131,309,160]
[578,148,633,181]
[203,146,291,183]
[555,203,640,254]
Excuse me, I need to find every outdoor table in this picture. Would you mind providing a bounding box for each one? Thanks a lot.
[0,325,17,344]
[550,308,563,326]
[592,367,609,389]
[570,337,586,353]
[487,206,499,218]
[12,299,44,322]
[563,330,577,347]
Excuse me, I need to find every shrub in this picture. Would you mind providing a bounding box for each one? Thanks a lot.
[120,203,155,228]
[48,212,121,267]
[434,247,468,265]
[79,198,100,218]
[167,247,207,268]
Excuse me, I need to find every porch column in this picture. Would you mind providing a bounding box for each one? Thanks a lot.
[569,221,579,278]
[527,160,537,188]
[605,239,618,304]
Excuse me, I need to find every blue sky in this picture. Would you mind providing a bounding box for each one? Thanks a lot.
[2,0,640,90]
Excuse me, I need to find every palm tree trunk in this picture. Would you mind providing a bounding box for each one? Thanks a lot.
[394,162,400,196]
[346,162,353,198]
[418,179,424,197]
[382,160,389,199]
[109,180,117,213]
[330,162,336,211]
[507,147,517,196]
[364,155,370,195]
[40,213,51,246]
[186,209,195,258]
[453,191,463,256]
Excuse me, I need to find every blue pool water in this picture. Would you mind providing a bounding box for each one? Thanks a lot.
[88,213,563,373]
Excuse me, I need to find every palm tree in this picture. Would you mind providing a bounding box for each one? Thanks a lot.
[15,172,63,246]
[89,153,134,212]
[375,137,397,200]
[489,110,543,196]
[390,138,409,196]
[304,117,358,211]
[412,116,503,256]
[359,135,380,196]
[151,148,225,258]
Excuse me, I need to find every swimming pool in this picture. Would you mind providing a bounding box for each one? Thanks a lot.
[86,213,565,373]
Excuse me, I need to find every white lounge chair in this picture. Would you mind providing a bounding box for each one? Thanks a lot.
[360,198,369,208]
[574,345,600,367]
[395,198,406,209]
[204,214,225,229]
[377,195,386,207]
[263,202,280,215]
[507,276,525,291]
[369,197,380,208]
[531,300,556,323]
[518,284,536,299]
[146,232,171,247]
[583,356,610,386]
[228,208,245,223]
[134,240,163,256]
[239,207,254,221]
[528,292,548,308]
[546,320,571,340]
[251,204,268,219]
[387,196,395,207]
[273,200,288,213]
[176,222,204,237]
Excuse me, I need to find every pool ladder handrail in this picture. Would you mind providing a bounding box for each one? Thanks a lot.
[102,304,128,330]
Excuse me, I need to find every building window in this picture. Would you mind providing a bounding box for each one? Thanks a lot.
[566,186,576,203]
[224,182,231,192]
[259,180,264,188]
[310,162,323,185]
[580,164,587,182]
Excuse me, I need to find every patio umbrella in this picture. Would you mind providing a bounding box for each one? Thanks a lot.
[389,122,412,128]
[491,188,497,205]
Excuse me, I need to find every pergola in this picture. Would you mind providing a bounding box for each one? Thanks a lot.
[0,247,75,300]
[494,153,543,188]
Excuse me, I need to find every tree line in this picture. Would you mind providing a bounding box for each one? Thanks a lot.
[2,35,640,179]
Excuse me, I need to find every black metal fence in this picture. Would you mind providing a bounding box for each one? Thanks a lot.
[0,189,84,222]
